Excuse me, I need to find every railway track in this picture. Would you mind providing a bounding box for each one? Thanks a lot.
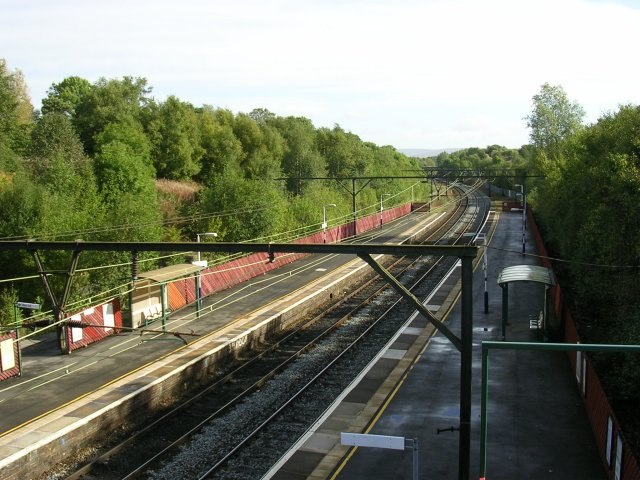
[61,183,489,480]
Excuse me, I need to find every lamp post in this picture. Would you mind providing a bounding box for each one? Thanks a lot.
[196,232,218,263]
[478,233,489,314]
[322,204,336,243]
[515,184,525,255]
[380,193,391,227]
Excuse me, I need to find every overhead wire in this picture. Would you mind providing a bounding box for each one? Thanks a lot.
[486,245,640,269]
[7,180,615,353]
[0,201,276,241]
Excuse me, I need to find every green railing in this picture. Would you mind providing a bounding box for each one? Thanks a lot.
[480,341,640,479]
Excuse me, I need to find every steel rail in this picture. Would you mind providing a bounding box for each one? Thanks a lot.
[61,195,465,480]
[198,186,487,478]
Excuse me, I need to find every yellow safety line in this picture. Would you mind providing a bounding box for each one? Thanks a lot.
[0,207,460,439]
[330,210,500,478]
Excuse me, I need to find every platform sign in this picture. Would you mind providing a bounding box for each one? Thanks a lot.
[341,432,406,450]
[16,302,40,310]
[341,432,419,480]
[15,302,40,310]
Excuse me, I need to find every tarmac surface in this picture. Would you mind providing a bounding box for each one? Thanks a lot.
[327,211,605,479]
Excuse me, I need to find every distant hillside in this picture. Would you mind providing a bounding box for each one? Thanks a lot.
[399,148,462,158]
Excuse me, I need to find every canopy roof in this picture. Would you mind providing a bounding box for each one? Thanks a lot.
[497,265,555,287]
[138,263,202,283]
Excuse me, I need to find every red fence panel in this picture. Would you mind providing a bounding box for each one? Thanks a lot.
[199,203,411,298]
[66,298,122,352]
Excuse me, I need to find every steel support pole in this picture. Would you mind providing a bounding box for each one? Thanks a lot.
[501,284,509,340]
[60,250,81,354]
[408,437,419,480]
[459,256,473,480]
[161,284,167,332]
[479,343,489,478]
[13,304,22,376]
[31,249,81,354]
[483,236,489,314]
[352,178,357,236]
[479,341,640,477]
[196,272,201,319]
[521,179,526,254]
[523,177,527,231]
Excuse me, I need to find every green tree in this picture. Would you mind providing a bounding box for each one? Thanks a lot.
[0,59,33,159]
[41,76,92,117]
[233,113,283,179]
[96,119,154,172]
[316,126,369,178]
[196,106,243,182]
[94,140,155,207]
[525,83,585,157]
[73,76,151,155]
[199,171,288,241]
[146,96,203,180]
[27,112,90,176]
[272,116,326,194]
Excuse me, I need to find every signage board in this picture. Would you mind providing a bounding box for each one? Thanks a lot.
[341,432,405,451]
[15,302,40,310]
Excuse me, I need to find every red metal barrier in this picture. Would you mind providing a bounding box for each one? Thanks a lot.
[528,209,640,480]
[200,203,411,297]
[66,298,123,352]
[47,203,413,358]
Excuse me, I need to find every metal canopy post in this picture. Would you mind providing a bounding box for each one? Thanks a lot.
[501,283,508,340]
[195,272,201,319]
[160,284,167,332]
[459,256,474,480]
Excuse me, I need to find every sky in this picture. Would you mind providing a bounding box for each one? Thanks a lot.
[1,0,639,150]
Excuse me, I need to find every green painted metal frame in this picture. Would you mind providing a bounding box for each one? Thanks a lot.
[497,265,554,340]
[479,341,640,479]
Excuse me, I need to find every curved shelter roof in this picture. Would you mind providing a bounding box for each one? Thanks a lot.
[497,265,555,287]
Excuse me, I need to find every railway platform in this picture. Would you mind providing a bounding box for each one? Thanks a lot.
[0,204,450,479]
[269,210,606,480]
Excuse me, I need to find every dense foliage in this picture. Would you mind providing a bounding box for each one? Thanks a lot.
[0,60,428,323]
[425,144,534,190]
[424,85,640,442]
[525,83,640,446]
[530,104,640,400]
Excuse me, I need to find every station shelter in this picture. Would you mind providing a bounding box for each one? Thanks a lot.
[130,263,203,328]
[497,265,555,340]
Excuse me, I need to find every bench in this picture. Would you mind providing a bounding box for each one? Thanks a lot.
[143,305,163,325]
[529,311,543,330]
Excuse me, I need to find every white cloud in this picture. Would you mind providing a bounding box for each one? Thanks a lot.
[1,0,639,148]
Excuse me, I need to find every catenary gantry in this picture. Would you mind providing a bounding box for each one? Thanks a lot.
[0,239,478,479]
